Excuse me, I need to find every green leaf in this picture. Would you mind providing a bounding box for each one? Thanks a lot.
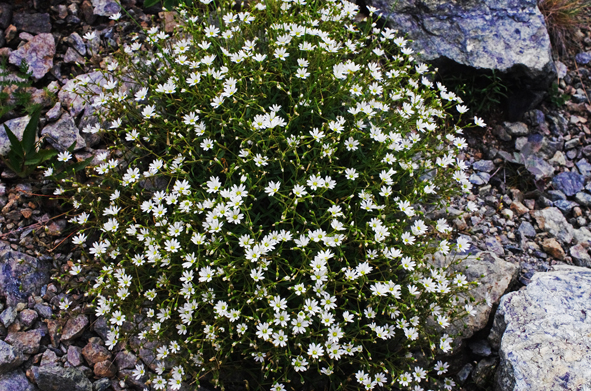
[3,124,24,158]
[163,0,175,10]
[144,0,160,7]
[21,108,40,155]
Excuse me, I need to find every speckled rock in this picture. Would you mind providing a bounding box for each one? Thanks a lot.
[81,342,111,367]
[0,340,25,376]
[491,266,591,391]
[36,365,92,391]
[0,116,30,156]
[552,171,585,197]
[531,207,574,244]
[5,330,42,355]
[40,113,86,152]
[61,315,89,342]
[91,0,121,16]
[367,0,555,86]
[0,242,50,306]
[8,33,55,80]
[0,369,36,391]
[570,244,591,268]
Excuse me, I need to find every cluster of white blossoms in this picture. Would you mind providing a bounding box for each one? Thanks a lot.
[63,0,485,390]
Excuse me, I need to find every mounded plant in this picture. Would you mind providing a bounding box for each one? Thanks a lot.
[54,0,485,389]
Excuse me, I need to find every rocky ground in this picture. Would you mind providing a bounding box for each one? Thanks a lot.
[0,0,590,390]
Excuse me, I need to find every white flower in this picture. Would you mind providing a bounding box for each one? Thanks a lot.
[474,116,486,127]
[57,151,72,162]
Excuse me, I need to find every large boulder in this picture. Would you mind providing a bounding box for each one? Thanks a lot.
[368,0,555,88]
[489,265,591,391]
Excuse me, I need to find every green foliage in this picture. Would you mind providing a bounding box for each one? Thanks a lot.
[0,59,38,119]
[2,107,58,178]
[144,0,194,11]
[547,81,569,107]
[60,1,483,390]
[440,69,508,117]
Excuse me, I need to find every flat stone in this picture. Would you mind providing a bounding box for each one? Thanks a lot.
[429,251,518,351]
[469,172,490,185]
[491,266,591,391]
[485,236,504,256]
[541,238,565,260]
[469,339,493,357]
[91,0,121,16]
[504,122,529,136]
[61,315,88,342]
[0,307,17,327]
[472,160,495,172]
[40,113,86,152]
[36,366,92,391]
[34,303,52,319]
[18,309,38,328]
[0,116,30,156]
[93,360,116,378]
[81,342,111,367]
[67,346,84,367]
[552,171,585,197]
[570,244,591,268]
[554,200,578,213]
[5,331,42,355]
[576,159,591,178]
[64,47,85,64]
[510,200,528,216]
[0,369,36,391]
[8,33,55,80]
[114,349,137,370]
[12,13,51,34]
[574,192,591,207]
[472,357,498,388]
[0,243,50,307]
[518,221,536,237]
[575,51,591,65]
[532,207,574,244]
[368,0,554,87]
[0,340,25,376]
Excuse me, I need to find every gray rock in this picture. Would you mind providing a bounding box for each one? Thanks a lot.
[469,339,492,357]
[0,242,50,306]
[34,303,52,319]
[114,349,137,370]
[573,227,591,246]
[518,221,536,237]
[429,251,518,350]
[367,0,554,86]
[8,33,55,80]
[92,378,110,391]
[552,172,585,196]
[564,138,581,150]
[92,317,109,341]
[64,48,85,64]
[570,244,591,268]
[555,60,567,79]
[0,4,12,29]
[574,192,591,207]
[36,366,92,391]
[576,159,591,178]
[472,357,498,388]
[547,189,567,201]
[45,103,62,122]
[67,346,84,367]
[0,307,17,327]
[457,363,473,384]
[40,114,86,152]
[91,0,121,16]
[485,236,504,256]
[531,207,574,244]
[548,150,566,166]
[12,13,51,34]
[472,160,495,173]
[5,330,42,355]
[0,116,30,156]
[515,137,528,151]
[18,309,38,328]
[58,72,106,117]
[504,122,529,136]
[491,265,591,391]
[61,315,89,342]
[553,199,578,213]
[0,340,25,376]
[575,51,591,65]
[67,32,87,56]
[0,369,36,391]
[469,172,490,185]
